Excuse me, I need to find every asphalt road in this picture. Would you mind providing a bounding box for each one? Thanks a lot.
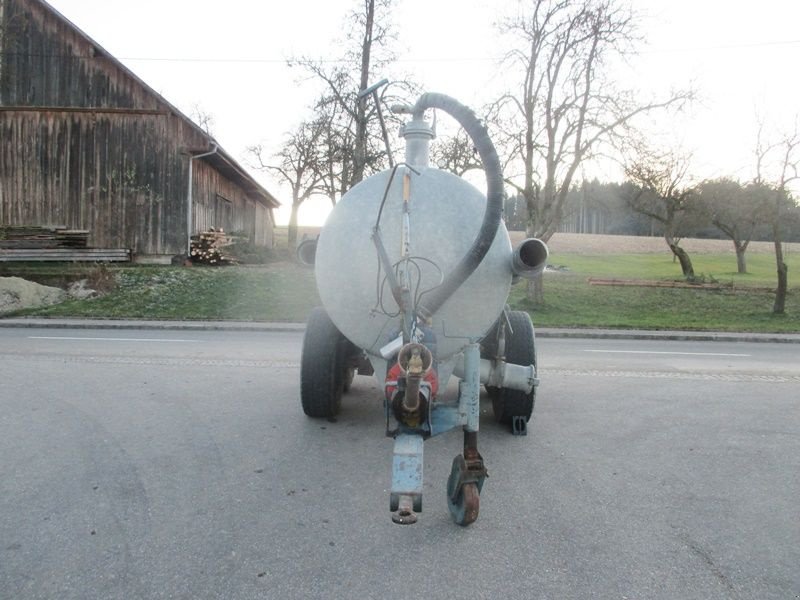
[1,328,798,600]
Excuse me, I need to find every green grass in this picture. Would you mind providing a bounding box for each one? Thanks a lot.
[5,252,799,332]
[507,251,800,332]
[511,273,798,332]
[547,252,797,287]
[13,264,321,322]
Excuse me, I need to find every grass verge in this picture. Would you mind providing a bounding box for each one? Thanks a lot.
[4,252,799,332]
[10,263,320,322]
[512,252,799,332]
[513,274,798,332]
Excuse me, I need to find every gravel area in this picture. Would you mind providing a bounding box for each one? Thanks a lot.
[0,277,65,315]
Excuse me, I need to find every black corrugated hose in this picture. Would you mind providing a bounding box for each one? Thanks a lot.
[412,93,504,321]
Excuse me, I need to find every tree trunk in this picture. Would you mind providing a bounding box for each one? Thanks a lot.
[773,239,788,314]
[666,238,694,279]
[288,202,300,249]
[526,274,544,306]
[352,0,374,187]
[734,240,747,274]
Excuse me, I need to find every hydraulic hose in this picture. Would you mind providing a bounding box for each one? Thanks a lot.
[411,93,504,321]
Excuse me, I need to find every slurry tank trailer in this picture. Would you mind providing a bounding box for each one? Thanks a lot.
[298,91,548,526]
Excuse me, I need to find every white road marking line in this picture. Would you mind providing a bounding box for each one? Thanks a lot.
[3,353,297,368]
[583,349,750,357]
[547,368,798,382]
[29,336,200,343]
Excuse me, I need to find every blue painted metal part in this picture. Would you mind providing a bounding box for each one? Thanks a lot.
[461,343,481,433]
[390,433,424,511]
[430,401,464,436]
[429,345,481,437]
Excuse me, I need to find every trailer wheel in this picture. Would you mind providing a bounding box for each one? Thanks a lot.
[487,311,537,427]
[300,307,353,418]
[342,366,355,393]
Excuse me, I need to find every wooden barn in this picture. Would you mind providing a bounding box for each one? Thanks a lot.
[0,0,279,262]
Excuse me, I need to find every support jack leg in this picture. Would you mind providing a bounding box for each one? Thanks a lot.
[446,343,488,526]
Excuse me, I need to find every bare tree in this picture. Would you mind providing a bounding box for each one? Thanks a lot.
[289,0,406,193]
[494,0,691,244]
[695,178,771,274]
[431,127,484,177]
[189,104,215,136]
[306,95,354,205]
[309,87,407,204]
[624,145,697,278]
[248,118,327,249]
[754,121,799,314]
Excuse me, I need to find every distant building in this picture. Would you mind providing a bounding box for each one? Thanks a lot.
[0,0,279,261]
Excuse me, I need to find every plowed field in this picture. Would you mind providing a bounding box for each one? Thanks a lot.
[292,226,796,256]
[509,232,798,255]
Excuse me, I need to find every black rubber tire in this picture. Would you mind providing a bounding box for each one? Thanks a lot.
[300,307,352,418]
[489,311,536,425]
[342,366,355,393]
[482,316,502,401]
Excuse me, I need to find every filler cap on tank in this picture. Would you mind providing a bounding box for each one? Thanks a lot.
[399,114,435,168]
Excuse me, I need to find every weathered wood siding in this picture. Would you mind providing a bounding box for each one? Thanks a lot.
[192,160,275,245]
[253,203,274,247]
[0,0,164,109]
[1,108,191,253]
[0,0,276,256]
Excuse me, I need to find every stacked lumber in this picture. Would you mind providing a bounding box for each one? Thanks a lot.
[588,278,724,290]
[0,248,130,262]
[54,229,90,248]
[0,226,89,249]
[0,226,129,262]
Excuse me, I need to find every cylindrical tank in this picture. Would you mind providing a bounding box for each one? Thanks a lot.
[315,167,514,359]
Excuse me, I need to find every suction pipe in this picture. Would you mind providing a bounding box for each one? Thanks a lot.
[408,93,505,321]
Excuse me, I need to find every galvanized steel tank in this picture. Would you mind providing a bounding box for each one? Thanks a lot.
[315,166,514,360]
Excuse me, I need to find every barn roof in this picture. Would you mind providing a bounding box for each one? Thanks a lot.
[32,0,280,209]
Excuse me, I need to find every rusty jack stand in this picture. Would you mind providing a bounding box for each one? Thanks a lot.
[446,343,487,525]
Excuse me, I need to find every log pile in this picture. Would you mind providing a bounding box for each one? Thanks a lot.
[189,228,237,265]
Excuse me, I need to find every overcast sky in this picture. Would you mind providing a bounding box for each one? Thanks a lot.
[45,0,800,224]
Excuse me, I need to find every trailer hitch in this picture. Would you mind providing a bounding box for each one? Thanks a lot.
[389,434,424,525]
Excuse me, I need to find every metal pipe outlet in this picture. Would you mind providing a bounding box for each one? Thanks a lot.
[511,238,550,279]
